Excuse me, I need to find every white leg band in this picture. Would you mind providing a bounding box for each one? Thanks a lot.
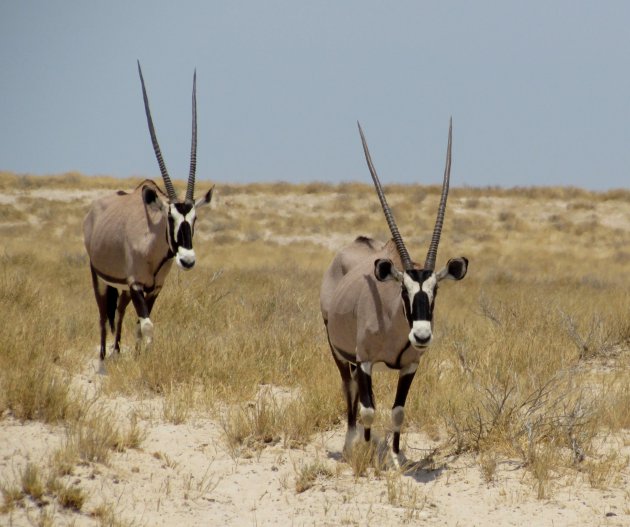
[359,404,375,427]
[391,406,404,432]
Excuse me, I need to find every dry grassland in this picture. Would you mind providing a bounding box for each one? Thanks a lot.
[0,171,629,526]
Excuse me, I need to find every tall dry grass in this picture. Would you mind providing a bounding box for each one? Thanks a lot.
[0,171,629,508]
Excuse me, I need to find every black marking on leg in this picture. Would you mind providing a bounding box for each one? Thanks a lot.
[392,371,416,454]
[113,291,131,353]
[146,287,161,316]
[130,286,149,319]
[393,373,415,408]
[327,328,358,431]
[357,363,374,442]
[393,432,401,454]
[106,286,119,333]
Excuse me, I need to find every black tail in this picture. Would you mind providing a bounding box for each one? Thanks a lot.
[106,286,119,333]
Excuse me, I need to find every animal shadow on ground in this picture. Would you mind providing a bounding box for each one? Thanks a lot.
[326,429,445,484]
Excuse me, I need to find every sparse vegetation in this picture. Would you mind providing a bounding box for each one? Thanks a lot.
[294,460,334,493]
[0,172,629,524]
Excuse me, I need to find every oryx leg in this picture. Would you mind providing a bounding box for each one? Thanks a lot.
[331,352,359,453]
[145,286,161,316]
[391,363,418,457]
[129,284,153,349]
[357,361,375,442]
[112,291,131,354]
[90,265,109,361]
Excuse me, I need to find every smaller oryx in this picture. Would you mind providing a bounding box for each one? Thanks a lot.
[83,62,213,360]
[320,120,468,465]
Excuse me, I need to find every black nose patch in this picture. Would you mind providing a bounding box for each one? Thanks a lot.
[177,221,193,249]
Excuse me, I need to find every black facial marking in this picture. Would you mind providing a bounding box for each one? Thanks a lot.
[177,221,193,250]
[174,202,193,215]
[400,287,413,326]
[167,215,177,251]
[402,269,437,323]
[167,203,195,252]
[412,290,432,322]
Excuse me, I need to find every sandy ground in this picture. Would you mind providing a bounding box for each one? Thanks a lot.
[1,357,629,527]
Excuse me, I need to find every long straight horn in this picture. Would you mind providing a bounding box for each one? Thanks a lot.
[137,61,177,202]
[424,118,452,271]
[358,122,414,271]
[185,70,197,203]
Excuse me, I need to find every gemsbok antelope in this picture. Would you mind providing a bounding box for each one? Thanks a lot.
[83,62,213,360]
[320,120,468,465]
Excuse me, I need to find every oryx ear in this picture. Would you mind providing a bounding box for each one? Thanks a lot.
[195,185,214,208]
[436,257,468,281]
[374,258,404,282]
[142,186,169,214]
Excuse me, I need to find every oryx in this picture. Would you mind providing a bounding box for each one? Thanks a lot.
[320,120,468,465]
[83,62,213,360]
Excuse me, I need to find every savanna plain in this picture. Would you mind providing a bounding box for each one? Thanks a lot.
[1,171,629,527]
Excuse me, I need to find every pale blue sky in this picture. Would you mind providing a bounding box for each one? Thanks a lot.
[1,1,628,189]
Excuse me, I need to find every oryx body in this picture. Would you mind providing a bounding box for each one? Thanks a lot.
[320,121,468,464]
[322,239,419,369]
[84,63,213,360]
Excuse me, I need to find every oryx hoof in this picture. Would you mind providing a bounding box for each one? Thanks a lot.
[140,318,153,339]
[342,427,360,459]
[389,449,409,471]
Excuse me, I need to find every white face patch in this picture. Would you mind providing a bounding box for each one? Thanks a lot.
[421,273,437,305]
[402,273,421,298]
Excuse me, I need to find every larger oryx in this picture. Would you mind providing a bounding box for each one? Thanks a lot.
[320,120,468,464]
[83,62,213,361]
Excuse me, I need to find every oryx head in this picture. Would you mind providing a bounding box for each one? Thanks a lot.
[358,120,468,349]
[138,61,213,270]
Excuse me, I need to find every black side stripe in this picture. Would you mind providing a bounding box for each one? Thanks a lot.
[92,267,127,285]
[92,250,174,294]
[331,344,357,365]
[394,341,412,369]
